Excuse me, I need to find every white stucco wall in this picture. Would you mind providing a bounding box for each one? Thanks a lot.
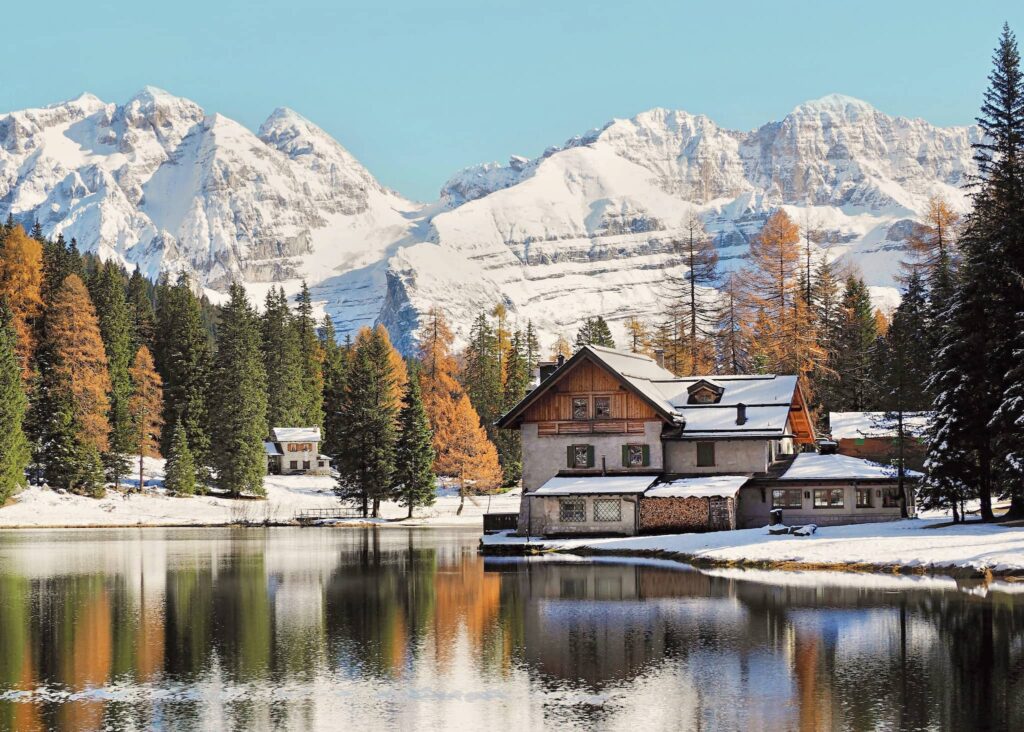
[523,494,639,536]
[737,483,913,528]
[663,439,768,475]
[520,421,664,492]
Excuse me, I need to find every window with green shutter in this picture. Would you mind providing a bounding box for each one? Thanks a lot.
[568,445,593,468]
[623,444,650,467]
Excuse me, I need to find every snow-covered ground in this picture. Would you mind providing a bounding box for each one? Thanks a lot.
[0,457,521,528]
[482,519,1024,577]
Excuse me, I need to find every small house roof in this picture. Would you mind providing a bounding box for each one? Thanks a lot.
[780,453,923,481]
[645,475,751,499]
[530,474,657,496]
[271,427,321,442]
[828,411,932,440]
[263,441,283,457]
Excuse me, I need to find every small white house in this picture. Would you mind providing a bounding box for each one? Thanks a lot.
[265,427,331,476]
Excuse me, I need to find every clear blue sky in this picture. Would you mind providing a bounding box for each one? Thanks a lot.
[2,1,1021,201]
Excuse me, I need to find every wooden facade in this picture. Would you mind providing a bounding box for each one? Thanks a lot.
[521,359,662,436]
[788,384,815,445]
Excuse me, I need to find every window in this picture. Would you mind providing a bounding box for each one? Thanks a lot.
[559,498,586,522]
[318,460,326,468]
[594,396,611,419]
[856,488,873,508]
[593,498,622,522]
[572,397,589,420]
[772,489,802,508]
[289,460,298,470]
[696,442,715,467]
[883,489,902,508]
[302,460,311,470]
[692,388,716,404]
[813,489,844,508]
[569,444,593,469]
[624,444,648,467]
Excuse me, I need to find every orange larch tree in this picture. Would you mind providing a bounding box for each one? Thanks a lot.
[47,274,111,453]
[439,393,501,514]
[128,346,164,491]
[0,225,44,381]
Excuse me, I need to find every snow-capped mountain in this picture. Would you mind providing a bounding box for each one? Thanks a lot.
[0,89,979,351]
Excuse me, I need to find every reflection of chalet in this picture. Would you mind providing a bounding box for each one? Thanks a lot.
[498,346,917,536]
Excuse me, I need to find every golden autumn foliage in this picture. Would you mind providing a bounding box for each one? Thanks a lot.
[48,275,111,452]
[873,309,890,337]
[129,345,164,467]
[439,393,502,507]
[903,194,960,278]
[0,226,43,381]
[743,210,825,378]
[550,334,572,360]
[417,307,465,471]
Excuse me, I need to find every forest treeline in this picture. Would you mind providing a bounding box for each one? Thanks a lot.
[0,26,1023,522]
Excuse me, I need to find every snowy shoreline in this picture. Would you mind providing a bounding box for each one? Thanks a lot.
[480,519,1024,579]
[0,458,520,530]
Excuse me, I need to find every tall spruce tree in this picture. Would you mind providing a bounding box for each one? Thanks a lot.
[127,266,156,352]
[89,261,135,488]
[334,326,399,517]
[261,287,304,430]
[392,364,437,518]
[321,320,350,463]
[0,304,29,504]
[463,312,503,440]
[931,25,1024,521]
[831,277,879,411]
[294,282,324,428]
[164,419,197,496]
[496,329,529,486]
[155,274,213,473]
[209,284,269,497]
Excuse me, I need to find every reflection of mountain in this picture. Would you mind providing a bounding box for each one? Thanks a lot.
[0,531,1020,730]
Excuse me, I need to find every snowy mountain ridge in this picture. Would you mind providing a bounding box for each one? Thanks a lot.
[0,88,979,351]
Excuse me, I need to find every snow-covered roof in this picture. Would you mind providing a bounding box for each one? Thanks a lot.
[645,475,751,499]
[271,427,321,442]
[531,475,657,496]
[780,453,924,481]
[264,441,283,456]
[828,412,932,440]
[498,346,805,439]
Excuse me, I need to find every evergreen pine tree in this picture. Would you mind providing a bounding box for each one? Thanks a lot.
[831,277,879,411]
[0,303,29,504]
[294,282,324,427]
[496,330,529,485]
[127,266,156,352]
[335,326,398,517]
[393,363,437,518]
[89,261,135,487]
[321,319,350,463]
[164,419,197,496]
[463,312,503,440]
[261,287,305,429]
[155,273,213,473]
[128,346,163,491]
[575,316,616,349]
[209,284,269,497]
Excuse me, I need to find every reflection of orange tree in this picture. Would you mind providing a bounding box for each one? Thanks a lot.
[58,578,113,732]
[432,555,502,667]
[793,630,831,732]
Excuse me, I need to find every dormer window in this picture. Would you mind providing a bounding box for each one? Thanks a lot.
[687,379,725,404]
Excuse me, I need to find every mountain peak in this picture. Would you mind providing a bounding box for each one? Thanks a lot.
[795,93,876,114]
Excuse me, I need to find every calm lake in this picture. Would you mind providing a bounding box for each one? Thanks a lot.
[0,528,1021,732]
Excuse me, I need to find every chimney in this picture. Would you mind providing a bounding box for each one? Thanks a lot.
[654,348,665,368]
[556,354,566,368]
[736,403,747,426]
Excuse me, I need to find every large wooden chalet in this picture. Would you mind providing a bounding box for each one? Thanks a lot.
[497,345,917,537]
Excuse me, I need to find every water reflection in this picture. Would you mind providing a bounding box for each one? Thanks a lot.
[0,528,1021,731]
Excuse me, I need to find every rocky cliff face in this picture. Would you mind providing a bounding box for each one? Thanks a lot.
[0,89,978,351]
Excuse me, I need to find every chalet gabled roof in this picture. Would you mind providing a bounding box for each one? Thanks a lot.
[498,347,815,441]
[495,345,681,428]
